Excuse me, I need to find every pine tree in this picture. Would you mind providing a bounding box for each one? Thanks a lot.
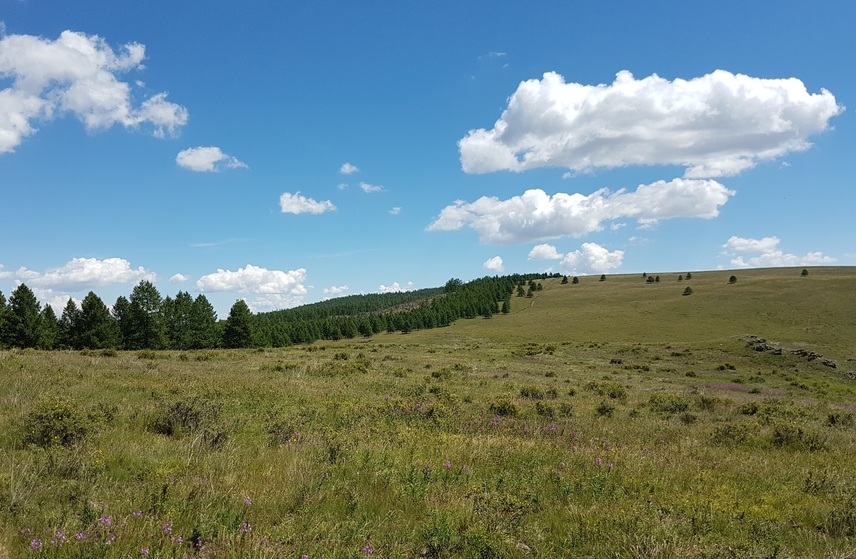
[7,283,43,348]
[189,294,219,349]
[79,292,119,349]
[222,299,255,348]
[59,299,82,349]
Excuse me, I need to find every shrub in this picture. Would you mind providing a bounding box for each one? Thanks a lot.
[682,287,693,296]
[710,423,750,446]
[585,381,627,400]
[728,275,737,284]
[649,393,689,414]
[488,400,518,417]
[148,397,228,449]
[23,399,91,448]
[826,412,854,427]
[519,385,546,400]
[596,402,615,417]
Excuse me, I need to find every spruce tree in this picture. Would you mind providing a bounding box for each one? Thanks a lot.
[222,299,255,348]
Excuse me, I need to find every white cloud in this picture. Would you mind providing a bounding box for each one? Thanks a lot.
[428,179,733,244]
[484,256,504,272]
[176,146,247,172]
[323,285,349,298]
[339,162,359,175]
[559,243,624,275]
[197,264,306,294]
[0,264,11,279]
[379,281,414,293]
[279,192,336,215]
[169,273,189,283]
[723,236,836,268]
[528,244,563,260]
[13,257,155,290]
[360,182,383,193]
[197,264,308,311]
[0,30,188,153]
[459,70,842,178]
[389,207,401,215]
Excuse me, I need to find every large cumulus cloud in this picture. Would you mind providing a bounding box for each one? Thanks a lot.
[459,70,842,178]
[428,178,733,244]
[0,30,187,153]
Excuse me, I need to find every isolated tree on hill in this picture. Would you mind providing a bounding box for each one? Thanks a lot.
[572,276,579,284]
[682,287,693,296]
[223,299,255,348]
[801,269,809,277]
[729,275,737,284]
[647,276,655,283]
[685,272,692,280]
[655,276,660,283]
[7,283,43,348]
[561,276,568,284]
[678,275,683,281]
[501,299,510,314]
[599,274,606,282]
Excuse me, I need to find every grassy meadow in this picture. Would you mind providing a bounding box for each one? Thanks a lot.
[1,267,855,558]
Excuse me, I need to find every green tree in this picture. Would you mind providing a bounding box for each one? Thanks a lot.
[561,276,568,284]
[801,269,809,277]
[112,296,132,349]
[686,272,692,280]
[222,299,255,348]
[79,292,119,349]
[59,299,82,349]
[0,290,9,348]
[7,283,43,348]
[189,294,220,349]
[126,281,165,349]
[729,275,737,284]
[501,299,510,314]
[39,304,59,349]
[163,291,194,350]
[599,274,606,282]
[516,285,525,297]
[682,286,693,296]
[572,276,579,284]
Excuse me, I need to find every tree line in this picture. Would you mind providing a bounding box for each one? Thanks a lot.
[0,273,559,351]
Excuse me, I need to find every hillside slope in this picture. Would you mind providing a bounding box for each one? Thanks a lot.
[394,267,856,363]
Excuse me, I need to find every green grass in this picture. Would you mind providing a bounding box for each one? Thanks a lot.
[1,267,855,557]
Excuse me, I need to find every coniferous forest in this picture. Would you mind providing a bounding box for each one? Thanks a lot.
[0,274,559,351]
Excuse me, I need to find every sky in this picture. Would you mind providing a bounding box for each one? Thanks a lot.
[1,1,854,318]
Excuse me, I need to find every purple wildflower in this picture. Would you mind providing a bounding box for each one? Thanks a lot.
[241,522,251,533]
[595,457,602,465]
[74,532,85,540]
[30,539,42,551]
[99,515,112,527]
[244,496,252,507]
[444,458,451,470]
[162,521,173,535]
[141,548,150,556]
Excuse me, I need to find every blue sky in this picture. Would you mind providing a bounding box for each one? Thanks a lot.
[1,1,853,317]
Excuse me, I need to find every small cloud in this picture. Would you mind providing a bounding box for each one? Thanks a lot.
[484,256,504,272]
[389,207,401,215]
[722,235,836,268]
[176,146,248,172]
[337,183,348,190]
[340,162,359,175]
[279,192,336,215]
[559,243,624,275]
[323,285,349,298]
[360,182,383,193]
[379,281,413,293]
[197,264,308,311]
[170,273,189,283]
[528,244,563,260]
